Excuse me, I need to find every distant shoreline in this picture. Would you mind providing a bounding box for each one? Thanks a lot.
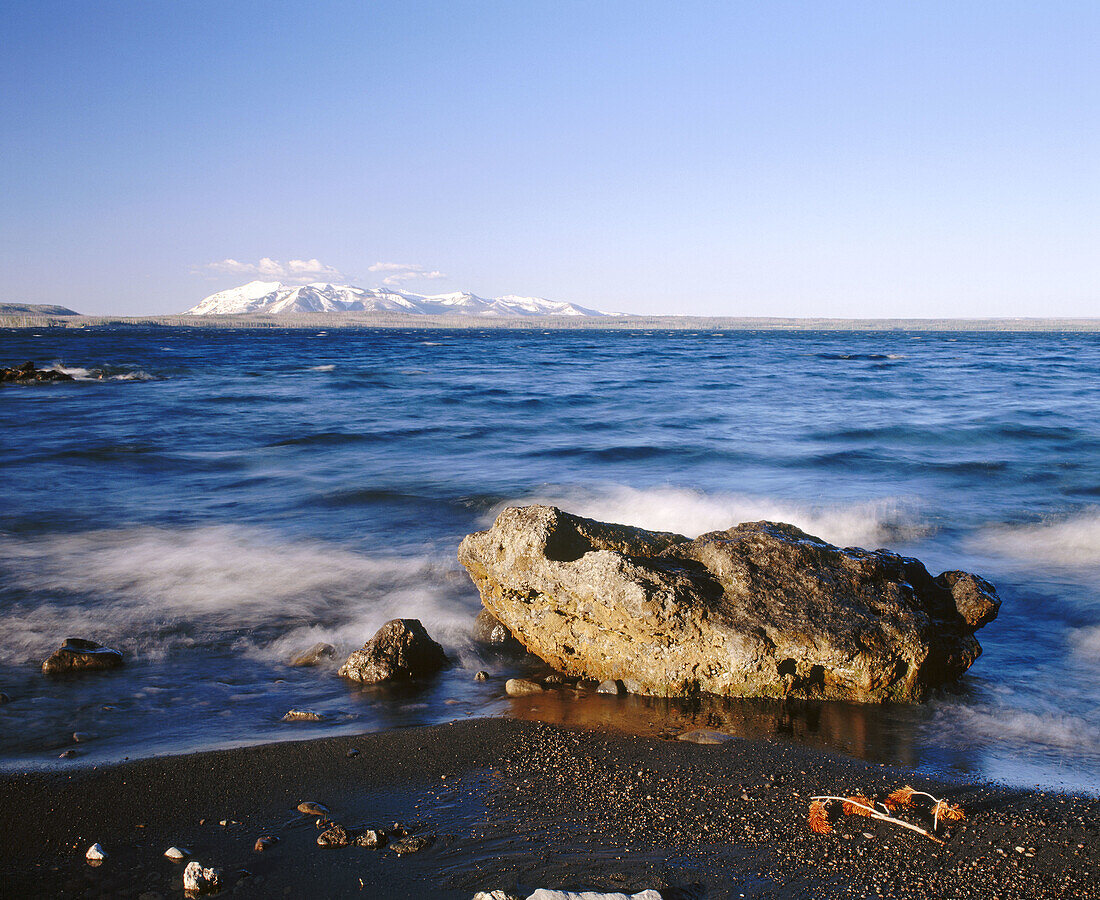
[5,312,1100,332]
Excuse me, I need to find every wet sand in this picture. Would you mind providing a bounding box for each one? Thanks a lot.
[1,718,1097,899]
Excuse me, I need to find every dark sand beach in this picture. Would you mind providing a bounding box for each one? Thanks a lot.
[2,717,1096,899]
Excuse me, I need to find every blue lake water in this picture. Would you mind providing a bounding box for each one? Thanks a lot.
[2,326,1100,792]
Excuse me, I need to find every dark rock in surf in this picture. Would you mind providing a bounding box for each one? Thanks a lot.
[337,619,448,684]
[457,505,1001,703]
[41,639,124,675]
[1,361,74,384]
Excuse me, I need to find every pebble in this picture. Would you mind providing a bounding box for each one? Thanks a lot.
[253,835,278,853]
[676,729,734,745]
[164,846,189,860]
[297,801,329,815]
[317,824,350,847]
[354,829,385,847]
[505,678,543,697]
[85,843,107,862]
[346,748,360,758]
[182,861,221,894]
[389,834,432,855]
[596,680,624,695]
[282,708,325,722]
[474,670,489,682]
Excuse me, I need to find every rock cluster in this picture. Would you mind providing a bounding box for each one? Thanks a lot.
[338,619,448,684]
[41,639,124,675]
[1,361,74,384]
[458,506,1001,703]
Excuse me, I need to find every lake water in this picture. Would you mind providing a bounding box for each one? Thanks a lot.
[2,326,1099,792]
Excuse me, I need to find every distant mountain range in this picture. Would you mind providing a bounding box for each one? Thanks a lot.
[0,302,80,316]
[185,281,617,317]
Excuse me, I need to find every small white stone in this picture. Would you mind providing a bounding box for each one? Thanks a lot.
[596,680,623,695]
[183,861,222,893]
[164,846,189,860]
[85,843,106,861]
[524,891,663,900]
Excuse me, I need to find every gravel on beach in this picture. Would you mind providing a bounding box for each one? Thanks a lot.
[0,718,1096,898]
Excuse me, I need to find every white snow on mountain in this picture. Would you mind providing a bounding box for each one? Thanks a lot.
[184,282,616,317]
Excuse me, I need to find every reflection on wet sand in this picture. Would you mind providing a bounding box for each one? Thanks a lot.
[503,687,959,771]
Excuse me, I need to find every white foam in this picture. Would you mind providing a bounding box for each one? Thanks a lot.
[496,485,926,549]
[307,364,336,372]
[49,364,156,382]
[935,705,1100,755]
[0,526,478,665]
[970,509,1100,568]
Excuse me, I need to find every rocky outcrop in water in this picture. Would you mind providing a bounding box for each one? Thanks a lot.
[458,506,1001,703]
[337,619,448,684]
[2,361,74,384]
[42,639,124,675]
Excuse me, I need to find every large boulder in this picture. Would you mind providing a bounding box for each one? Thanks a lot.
[41,639,124,675]
[338,619,448,684]
[458,506,1000,703]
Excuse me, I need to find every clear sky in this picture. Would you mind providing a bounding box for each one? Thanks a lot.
[2,1,1099,317]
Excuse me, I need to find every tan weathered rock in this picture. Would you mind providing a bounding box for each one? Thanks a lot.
[504,678,543,697]
[338,619,448,684]
[288,642,336,667]
[458,506,1000,703]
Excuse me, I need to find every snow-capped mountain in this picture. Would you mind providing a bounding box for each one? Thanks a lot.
[184,282,614,317]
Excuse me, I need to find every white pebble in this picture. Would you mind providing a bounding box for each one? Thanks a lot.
[183,861,222,893]
[85,843,106,862]
[164,846,189,860]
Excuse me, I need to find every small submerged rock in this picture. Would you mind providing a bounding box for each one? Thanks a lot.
[72,731,95,743]
[164,846,189,861]
[474,670,489,682]
[253,835,278,853]
[42,639,123,675]
[677,729,736,745]
[58,749,78,759]
[282,709,326,722]
[505,678,543,697]
[338,619,448,684]
[182,861,221,894]
[596,680,624,695]
[288,642,336,667]
[0,691,10,704]
[317,824,350,847]
[389,834,432,856]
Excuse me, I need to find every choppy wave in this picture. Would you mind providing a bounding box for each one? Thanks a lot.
[49,363,158,381]
[0,526,479,666]
[495,485,928,548]
[970,509,1100,567]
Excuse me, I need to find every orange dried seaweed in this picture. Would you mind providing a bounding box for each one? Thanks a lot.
[808,799,833,834]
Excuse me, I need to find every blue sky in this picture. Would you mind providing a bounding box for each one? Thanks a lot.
[2,1,1098,317]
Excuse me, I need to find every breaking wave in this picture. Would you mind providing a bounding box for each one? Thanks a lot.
[970,509,1100,568]
[0,526,480,666]
[493,485,928,549]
